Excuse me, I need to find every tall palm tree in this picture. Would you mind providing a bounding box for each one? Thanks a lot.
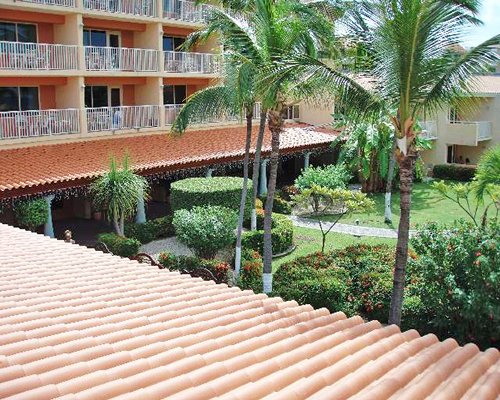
[90,156,149,237]
[281,0,499,324]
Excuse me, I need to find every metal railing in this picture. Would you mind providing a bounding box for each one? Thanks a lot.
[0,109,80,140]
[477,121,492,140]
[164,102,262,126]
[85,46,159,72]
[0,41,78,70]
[164,51,220,74]
[87,105,160,132]
[17,0,76,6]
[163,0,209,23]
[83,0,157,16]
[420,120,437,139]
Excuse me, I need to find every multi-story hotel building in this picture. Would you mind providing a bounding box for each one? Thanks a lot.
[0,0,338,237]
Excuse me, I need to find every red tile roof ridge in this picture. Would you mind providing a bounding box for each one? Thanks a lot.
[0,223,498,399]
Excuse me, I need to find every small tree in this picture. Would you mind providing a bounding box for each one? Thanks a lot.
[14,198,48,231]
[295,164,351,191]
[293,184,374,252]
[90,156,149,237]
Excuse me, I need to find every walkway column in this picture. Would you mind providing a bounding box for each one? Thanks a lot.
[206,168,213,178]
[135,189,146,224]
[304,152,311,170]
[258,159,268,196]
[44,194,55,238]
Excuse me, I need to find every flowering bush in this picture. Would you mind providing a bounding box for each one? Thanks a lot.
[239,249,263,293]
[158,251,178,270]
[157,252,230,283]
[403,220,499,349]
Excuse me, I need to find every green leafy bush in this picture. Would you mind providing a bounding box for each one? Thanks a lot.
[170,177,253,215]
[14,198,48,231]
[274,244,395,320]
[433,164,476,181]
[157,252,230,283]
[271,196,292,214]
[173,205,238,259]
[295,164,351,191]
[158,251,178,269]
[242,213,294,254]
[239,249,263,293]
[97,233,141,258]
[403,220,499,349]
[124,216,175,244]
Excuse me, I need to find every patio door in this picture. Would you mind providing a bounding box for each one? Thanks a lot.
[110,87,121,129]
[107,32,120,69]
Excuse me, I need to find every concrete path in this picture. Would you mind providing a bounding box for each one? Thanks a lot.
[290,215,416,239]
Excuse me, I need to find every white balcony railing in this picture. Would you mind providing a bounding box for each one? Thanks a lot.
[87,105,160,132]
[420,120,438,140]
[18,0,76,6]
[0,42,78,70]
[477,121,492,140]
[163,0,209,23]
[0,109,80,140]
[83,0,157,16]
[85,46,159,72]
[164,102,262,126]
[164,51,220,74]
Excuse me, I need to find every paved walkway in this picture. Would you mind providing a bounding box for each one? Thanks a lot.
[290,215,416,239]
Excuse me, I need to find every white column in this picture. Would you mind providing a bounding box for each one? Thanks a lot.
[135,189,146,224]
[206,168,213,178]
[44,194,55,238]
[304,152,311,169]
[258,159,268,196]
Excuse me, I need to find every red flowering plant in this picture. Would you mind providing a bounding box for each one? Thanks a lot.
[239,249,263,293]
[158,251,179,270]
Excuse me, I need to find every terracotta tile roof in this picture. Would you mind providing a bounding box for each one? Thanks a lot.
[0,125,337,199]
[0,223,499,399]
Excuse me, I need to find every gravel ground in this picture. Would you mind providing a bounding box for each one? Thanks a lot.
[140,237,193,259]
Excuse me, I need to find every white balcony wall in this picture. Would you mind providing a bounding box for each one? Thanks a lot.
[0,109,80,140]
[0,42,79,70]
[85,46,159,72]
[17,0,76,7]
[164,51,220,74]
[83,0,157,17]
[86,105,160,132]
[420,121,438,140]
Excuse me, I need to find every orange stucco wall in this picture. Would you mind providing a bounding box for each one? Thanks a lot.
[121,31,134,48]
[0,13,55,44]
[162,26,193,37]
[39,86,56,109]
[122,85,135,106]
[163,78,210,86]
[83,17,146,32]
[0,77,67,86]
[38,23,54,44]
[0,9,64,24]
[85,77,146,85]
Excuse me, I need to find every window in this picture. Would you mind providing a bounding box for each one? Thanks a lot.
[449,107,461,123]
[83,29,107,47]
[163,85,186,104]
[85,86,108,108]
[163,36,185,51]
[0,22,36,43]
[0,87,39,112]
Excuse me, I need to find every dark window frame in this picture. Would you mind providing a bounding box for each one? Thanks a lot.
[0,86,39,112]
[0,21,37,43]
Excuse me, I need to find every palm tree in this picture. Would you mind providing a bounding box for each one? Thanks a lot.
[278,0,499,324]
[474,145,500,201]
[90,156,149,237]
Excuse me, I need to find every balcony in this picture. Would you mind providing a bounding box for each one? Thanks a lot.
[83,0,157,17]
[0,109,80,140]
[17,0,76,7]
[420,121,437,140]
[164,51,220,74]
[0,42,79,71]
[87,105,160,132]
[85,46,159,72]
[163,0,209,23]
[446,121,492,146]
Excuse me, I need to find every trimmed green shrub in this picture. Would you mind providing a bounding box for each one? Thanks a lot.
[173,205,238,259]
[14,198,48,231]
[158,251,178,269]
[242,213,294,254]
[124,216,175,244]
[157,252,230,283]
[239,249,263,293]
[274,244,395,320]
[170,177,253,215]
[433,163,476,181]
[97,233,140,258]
[271,196,293,214]
[403,220,499,349]
[295,164,351,191]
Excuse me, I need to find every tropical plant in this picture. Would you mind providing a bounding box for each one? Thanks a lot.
[13,198,49,231]
[172,205,238,259]
[279,0,500,324]
[293,184,374,252]
[474,145,500,200]
[90,156,149,237]
[294,164,351,191]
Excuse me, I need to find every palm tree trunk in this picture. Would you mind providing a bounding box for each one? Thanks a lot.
[384,138,397,224]
[262,109,282,294]
[119,213,125,237]
[388,151,417,326]
[251,110,267,231]
[234,110,253,278]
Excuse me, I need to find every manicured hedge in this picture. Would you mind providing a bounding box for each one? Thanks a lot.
[124,216,175,244]
[158,252,230,283]
[14,198,48,231]
[97,233,141,258]
[170,177,253,214]
[433,163,476,181]
[273,244,395,321]
[242,213,294,254]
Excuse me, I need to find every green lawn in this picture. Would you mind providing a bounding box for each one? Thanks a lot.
[273,226,396,269]
[315,181,491,229]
